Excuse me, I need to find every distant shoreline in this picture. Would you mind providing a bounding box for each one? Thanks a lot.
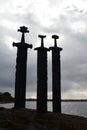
[1,99,87,104]
[1,92,87,103]
[26,99,87,102]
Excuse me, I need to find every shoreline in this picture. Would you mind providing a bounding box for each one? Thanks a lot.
[1,99,87,104]
[26,99,87,102]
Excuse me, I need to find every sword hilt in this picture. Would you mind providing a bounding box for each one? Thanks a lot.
[38,35,46,47]
[52,35,59,47]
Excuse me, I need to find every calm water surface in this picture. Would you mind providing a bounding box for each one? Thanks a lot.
[0,101,87,118]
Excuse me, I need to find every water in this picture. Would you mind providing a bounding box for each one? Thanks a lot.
[62,101,87,118]
[0,101,87,118]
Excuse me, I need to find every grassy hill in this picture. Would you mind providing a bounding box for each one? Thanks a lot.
[0,108,87,130]
[0,93,87,129]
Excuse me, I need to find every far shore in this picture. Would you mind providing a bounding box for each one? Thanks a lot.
[1,98,87,104]
[26,98,87,102]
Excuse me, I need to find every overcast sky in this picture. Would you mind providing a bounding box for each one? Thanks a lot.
[0,0,87,99]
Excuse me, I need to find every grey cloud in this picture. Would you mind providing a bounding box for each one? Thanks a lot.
[40,9,87,94]
[0,0,87,99]
[0,25,16,89]
[48,0,65,7]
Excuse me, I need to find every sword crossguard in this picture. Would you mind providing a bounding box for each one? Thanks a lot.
[13,26,33,49]
[29,44,33,49]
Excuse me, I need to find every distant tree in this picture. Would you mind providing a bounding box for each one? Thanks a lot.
[0,92,14,103]
[0,92,2,95]
[3,92,11,97]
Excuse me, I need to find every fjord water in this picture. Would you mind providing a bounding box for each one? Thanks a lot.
[0,101,87,118]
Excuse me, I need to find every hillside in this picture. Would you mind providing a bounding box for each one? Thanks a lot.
[0,108,87,130]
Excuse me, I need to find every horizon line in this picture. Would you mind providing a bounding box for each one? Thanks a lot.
[26,98,87,102]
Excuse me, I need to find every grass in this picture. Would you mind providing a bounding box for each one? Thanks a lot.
[0,108,87,129]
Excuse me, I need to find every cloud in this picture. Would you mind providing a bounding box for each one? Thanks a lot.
[0,0,87,99]
[39,4,87,98]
